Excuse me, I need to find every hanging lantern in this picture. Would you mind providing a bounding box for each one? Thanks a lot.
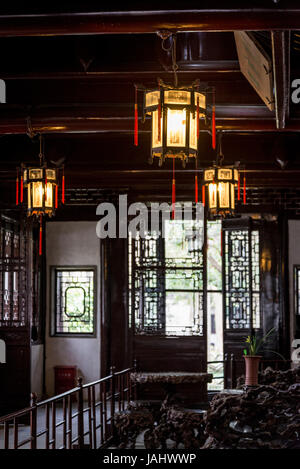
[134,33,215,168]
[202,165,239,217]
[22,165,58,217]
[143,82,207,167]
[16,135,64,255]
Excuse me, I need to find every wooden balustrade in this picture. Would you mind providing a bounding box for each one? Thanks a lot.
[216,355,292,390]
[0,359,293,449]
[0,366,136,450]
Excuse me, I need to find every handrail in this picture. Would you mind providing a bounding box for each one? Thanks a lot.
[0,366,136,449]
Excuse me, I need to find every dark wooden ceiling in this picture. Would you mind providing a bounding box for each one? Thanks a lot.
[0,3,300,212]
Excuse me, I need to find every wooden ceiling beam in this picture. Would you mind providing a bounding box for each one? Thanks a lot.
[0,104,276,134]
[271,31,290,129]
[1,61,240,80]
[0,9,300,37]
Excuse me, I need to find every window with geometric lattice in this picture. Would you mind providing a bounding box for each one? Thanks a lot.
[51,266,96,336]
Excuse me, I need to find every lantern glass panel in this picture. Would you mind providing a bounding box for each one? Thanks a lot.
[204,169,214,182]
[45,182,53,208]
[29,168,43,180]
[209,183,217,209]
[167,108,186,147]
[23,169,28,184]
[146,91,160,109]
[234,169,239,182]
[152,110,162,148]
[218,168,232,180]
[165,90,190,105]
[219,182,230,208]
[189,113,197,150]
[194,92,206,110]
[32,181,43,208]
[231,183,235,209]
[27,184,31,209]
[46,169,56,181]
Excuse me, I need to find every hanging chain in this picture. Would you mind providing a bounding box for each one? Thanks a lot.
[217,131,224,166]
[160,32,178,87]
[38,134,44,166]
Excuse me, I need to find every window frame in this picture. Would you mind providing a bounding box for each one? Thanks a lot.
[50,265,97,338]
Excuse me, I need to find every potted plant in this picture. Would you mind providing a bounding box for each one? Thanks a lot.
[243,328,275,386]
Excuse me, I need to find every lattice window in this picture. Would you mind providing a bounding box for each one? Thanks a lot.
[129,218,204,336]
[51,267,96,336]
[224,227,260,330]
[0,217,28,328]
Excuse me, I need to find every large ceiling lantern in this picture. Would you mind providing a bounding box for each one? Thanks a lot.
[202,133,246,218]
[134,32,216,168]
[144,81,207,167]
[16,135,65,254]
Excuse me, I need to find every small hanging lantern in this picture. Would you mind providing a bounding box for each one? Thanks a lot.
[22,165,58,218]
[203,165,239,217]
[202,133,241,218]
[134,33,215,168]
[16,135,64,255]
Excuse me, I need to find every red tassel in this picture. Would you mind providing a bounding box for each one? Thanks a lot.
[196,96,200,139]
[195,175,198,203]
[39,215,43,256]
[20,175,23,203]
[202,185,205,207]
[55,185,58,209]
[212,105,216,150]
[243,173,246,204]
[134,87,138,146]
[16,171,19,206]
[172,157,176,220]
[238,173,241,201]
[62,170,65,204]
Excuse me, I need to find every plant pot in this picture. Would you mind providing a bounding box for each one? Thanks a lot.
[244,355,262,386]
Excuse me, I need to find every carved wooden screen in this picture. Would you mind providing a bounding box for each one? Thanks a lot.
[223,218,261,358]
[0,216,28,328]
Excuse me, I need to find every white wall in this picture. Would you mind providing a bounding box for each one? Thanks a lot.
[31,344,44,398]
[45,221,101,396]
[288,220,300,354]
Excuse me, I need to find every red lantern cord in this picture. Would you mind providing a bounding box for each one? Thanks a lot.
[238,173,241,201]
[62,169,65,204]
[195,175,198,203]
[134,86,138,147]
[172,157,176,220]
[212,104,216,150]
[16,170,19,205]
[202,185,205,207]
[196,96,200,139]
[39,215,43,256]
[243,173,246,205]
[55,185,58,209]
[20,174,23,203]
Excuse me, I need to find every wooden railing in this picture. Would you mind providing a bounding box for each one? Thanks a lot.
[0,366,136,450]
[209,355,292,390]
